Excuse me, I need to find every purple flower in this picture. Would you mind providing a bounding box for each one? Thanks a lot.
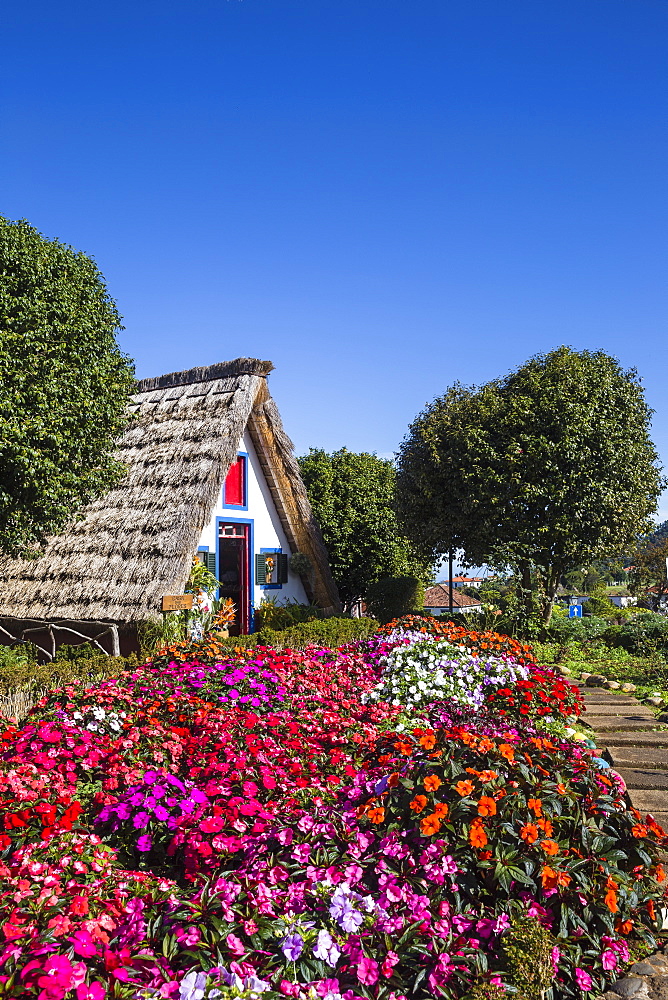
[133,811,150,828]
[154,805,170,821]
[143,770,159,784]
[115,803,131,820]
[136,834,152,852]
[281,933,303,962]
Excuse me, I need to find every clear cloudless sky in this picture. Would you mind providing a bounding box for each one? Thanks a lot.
[2,0,667,523]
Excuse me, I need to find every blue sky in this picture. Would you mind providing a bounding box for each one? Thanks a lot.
[2,0,667,521]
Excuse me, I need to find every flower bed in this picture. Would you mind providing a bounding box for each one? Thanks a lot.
[0,620,664,1000]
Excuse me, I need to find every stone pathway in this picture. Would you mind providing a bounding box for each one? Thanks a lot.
[578,684,668,999]
[579,684,668,831]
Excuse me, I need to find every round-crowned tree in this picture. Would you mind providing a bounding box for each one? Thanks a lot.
[0,217,135,556]
[396,347,664,623]
[298,447,435,612]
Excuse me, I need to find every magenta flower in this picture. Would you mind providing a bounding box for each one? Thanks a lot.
[133,811,150,828]
[70,929,97,958]
[575,968,593,991]
[137,834,152,851]
[76,982,105,1000]
[357,957,379,986]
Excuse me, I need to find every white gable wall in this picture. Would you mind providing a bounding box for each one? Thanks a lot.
[197,430,309,620]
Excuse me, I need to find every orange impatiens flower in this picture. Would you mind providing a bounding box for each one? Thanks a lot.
[420,814,441,836]
[520,823,539,844]
[469,818,488,848]
[367,807,385,824]
[477,796,496,817]
[433,801,449,819]
[527,798,543,817]
[423,775,442,792]
[419,732,436,750]
[478,770,499,783]
[616,918,633,935]
[540,866,571,890]
[498,743,515,761]
[632,823,649,838]
[605,889,619,913]
[556,783,566,794]
[656,864,666,884]
[540,839,559,856]
[395,742,413,756]
[537,817,553,837]
[455,780,475,797]
[410,795,428,814]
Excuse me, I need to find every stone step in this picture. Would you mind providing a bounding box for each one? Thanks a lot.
[583,696,643,706]
[606,746,668,770]
[582,705,656,717]
[596,732,668,749]
[584,717,665,731]
[616,768,668,791]
[626,789,668,816]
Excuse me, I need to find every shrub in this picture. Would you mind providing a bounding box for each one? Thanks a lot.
[365,575,425,623]
[253,597,322,631]
[151,616,380,665]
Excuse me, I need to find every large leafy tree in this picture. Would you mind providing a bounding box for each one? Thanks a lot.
[0,217,135,556]
[298,448,435,611]
[396,347,664,623]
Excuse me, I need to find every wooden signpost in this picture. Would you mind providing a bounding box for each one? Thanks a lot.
[161,594,194,612]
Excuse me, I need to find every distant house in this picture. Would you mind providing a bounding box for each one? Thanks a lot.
[445,575,485,590]
[0,358,340,658]
[424,584,483,616]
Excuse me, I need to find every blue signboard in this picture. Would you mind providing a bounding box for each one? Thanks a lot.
[568,604,583,618]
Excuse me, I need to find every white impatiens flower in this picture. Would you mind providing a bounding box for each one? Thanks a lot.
[367,636,528,715]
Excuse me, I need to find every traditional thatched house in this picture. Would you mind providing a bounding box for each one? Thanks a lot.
[0,358,340,658]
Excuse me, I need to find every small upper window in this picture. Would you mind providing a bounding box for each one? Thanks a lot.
[224,455,246,506]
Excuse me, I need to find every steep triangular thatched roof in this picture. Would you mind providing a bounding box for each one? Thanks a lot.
[0,358,340,622]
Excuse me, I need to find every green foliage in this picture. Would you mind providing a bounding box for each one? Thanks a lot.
[0,217,135,556]
[397,346,664,623]
[170,617,381,658]
[254,597,321,631]
[298,447,436,610]
[365,575,425,623]
[503,915,557,1000]
[629,532,668,612]
[186,558,221,596]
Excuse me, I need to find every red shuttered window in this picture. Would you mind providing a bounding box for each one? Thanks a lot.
[224,456,246,506]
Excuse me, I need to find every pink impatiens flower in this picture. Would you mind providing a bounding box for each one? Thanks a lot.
[357,957,379,985]
[575,968,593,991]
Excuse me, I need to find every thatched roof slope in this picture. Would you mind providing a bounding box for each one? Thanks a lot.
[0,358,340,621]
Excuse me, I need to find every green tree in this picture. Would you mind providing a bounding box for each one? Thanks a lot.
[396,347,663,624]
[0,217,135,556]
[630,532,668,612]
[298,448,435,611]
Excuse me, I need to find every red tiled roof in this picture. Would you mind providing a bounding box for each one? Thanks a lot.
[424,585,482,608]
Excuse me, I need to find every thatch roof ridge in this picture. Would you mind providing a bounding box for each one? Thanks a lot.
[136,358,274,394]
